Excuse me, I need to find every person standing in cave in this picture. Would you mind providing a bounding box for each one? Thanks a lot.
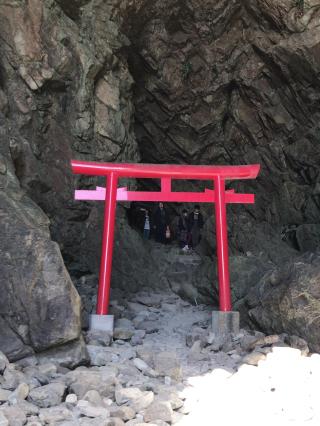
[178,209,189,250]
[140,208,151,240]
[188,205,204,249]
[153,202,170,243]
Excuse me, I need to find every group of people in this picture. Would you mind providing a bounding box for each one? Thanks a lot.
[140,202,204,251]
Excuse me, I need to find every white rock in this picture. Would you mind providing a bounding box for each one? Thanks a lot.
[115,387,143,405]
[39,406,73,423]
[133,358,158,378]
[77,400,110,418]
[0,389,11,403]
[83,389,103,406]
[114,319,135,340]
[65,393,78,405]
[66,367,117,399]
[1,406,26,426]
[37,363,57,376]
[144,401,173,423]
[87,345,116,366]
[0,352,9,374]
[109,405,136,420]
[28,382,66,408]
[153,351,182,381]
[8,383,29,403]
[14,400,39,416]
[0,412,8,426]
[115,387,154,412]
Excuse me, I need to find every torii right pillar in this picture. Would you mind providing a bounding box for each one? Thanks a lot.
[213,175,240,336]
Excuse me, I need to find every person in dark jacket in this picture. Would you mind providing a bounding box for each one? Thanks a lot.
[153,202,170,243]
[178,209,189,250]
[188,205,204,248]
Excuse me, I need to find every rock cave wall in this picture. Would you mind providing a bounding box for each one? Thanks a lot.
[1,0,320,359]
[123,0,320,260]
[0,0,145,360]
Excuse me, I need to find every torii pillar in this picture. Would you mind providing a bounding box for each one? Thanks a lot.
[71,161,260,335]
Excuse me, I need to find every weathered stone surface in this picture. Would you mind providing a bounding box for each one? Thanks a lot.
[28,382,66,408]
[1,406,26,426]
[130,331,146,347]
[0,412,8,426]
[1,368,27,391]
[242,253,320,352]
[296,224,320,252]
[153,352,182,381]
[65,393,78,405]
[0,352,9,374]
[14,400,40,416]
[0,389,11,403]
[86,345,116,365]
[37,336,89,369]
[65,367,118,399]
[85,331,112,347]
[133,358,158,378]
[0,0,140,361]
[242,352,267,366]
[109,405,135,421]
[114,319,135,341]
[115,387,143,405]
[0,191,81,361]
[82,390,103,407]
[7,383,29,404]
[76,400,110,418]
[115,387,154,411]
[38,406,73,424]
[143,401,173,423]
[125,0,320,266]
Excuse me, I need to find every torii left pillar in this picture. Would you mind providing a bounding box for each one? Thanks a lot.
[89,172,118,333]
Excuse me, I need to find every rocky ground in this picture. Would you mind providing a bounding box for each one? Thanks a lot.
[0,289,319,426]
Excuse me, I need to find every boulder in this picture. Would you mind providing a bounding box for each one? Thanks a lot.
[38,406,73,424]
[65,367,118,399]
[143,401,174,423]
[296,224,320,252]
[0,191,81,362]
[0,406,26,426]
[28,382,66,408]
[243,253,320,352]
[36,336,89,369]
[153,351,182,381]
[115,387,154,411]
[0,412,8,426]
[114,319,135,341]
[7,383,29,404]
[76,400,110,418]
[0,352,9,374]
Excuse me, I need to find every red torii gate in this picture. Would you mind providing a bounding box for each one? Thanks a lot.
[71,161,260,324]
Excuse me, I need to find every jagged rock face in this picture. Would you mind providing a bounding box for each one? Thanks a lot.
[0,156,81,361]
[124,0,320,259]
[242,252,320,353]
[0,0,140,273]
[0,0,140,359]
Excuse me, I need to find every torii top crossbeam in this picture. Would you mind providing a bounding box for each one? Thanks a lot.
[71,160,260,318]
[72,160,259,180]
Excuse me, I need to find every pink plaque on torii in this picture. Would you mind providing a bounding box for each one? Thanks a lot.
[71,161,260,316]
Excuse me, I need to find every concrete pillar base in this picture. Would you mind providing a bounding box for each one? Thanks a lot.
[212,311,239,336]
[89,314,114,334]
